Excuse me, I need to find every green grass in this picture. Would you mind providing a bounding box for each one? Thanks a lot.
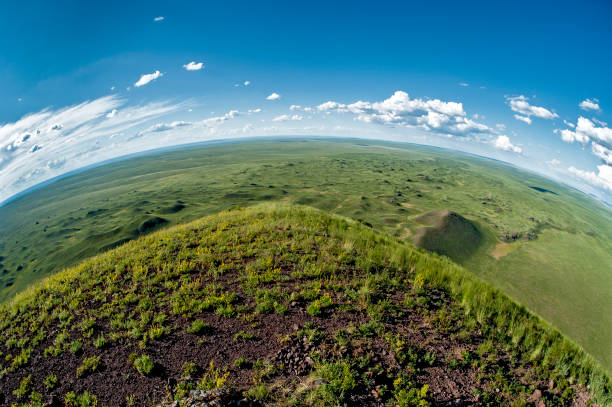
[0,203,609,405]
[0,138,611,375]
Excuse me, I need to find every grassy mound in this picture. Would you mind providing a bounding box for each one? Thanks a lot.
[0,204,609,406]
[414,211,483,262]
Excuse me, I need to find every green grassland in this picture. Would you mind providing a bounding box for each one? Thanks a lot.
[0,204,609,406]
[0,138,611,374]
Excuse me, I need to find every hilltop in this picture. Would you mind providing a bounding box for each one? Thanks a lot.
[0,204,609,406]
[1,140,610,377]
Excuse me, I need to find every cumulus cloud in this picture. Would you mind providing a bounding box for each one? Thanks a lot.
[266,93,281,100]
[272,114,303,122]
[316,91,495,138]
[154,16,164,22]
[547,158,561,166]
[592,143,612,165]
[507,95,558,121]
[579,98,600,112]
[183,61,204,71]
[0,95,182,202]
[558,117,612,146]
[494,135,522,153]
[568,165,612,192]
[134,70,163,87]
[514,115,532,125]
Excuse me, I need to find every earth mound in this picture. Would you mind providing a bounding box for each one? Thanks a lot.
[414,210,483,262]
[0,204,607,406]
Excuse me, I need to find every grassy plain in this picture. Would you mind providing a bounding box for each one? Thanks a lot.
[0,204,609,405]
[0,138,611,373]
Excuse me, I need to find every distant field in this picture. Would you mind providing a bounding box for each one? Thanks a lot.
[0,138,611,372]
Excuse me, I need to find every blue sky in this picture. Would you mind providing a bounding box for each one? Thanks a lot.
[1,0,611,203]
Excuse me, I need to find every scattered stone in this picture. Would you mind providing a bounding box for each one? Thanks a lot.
[157,388,257,407]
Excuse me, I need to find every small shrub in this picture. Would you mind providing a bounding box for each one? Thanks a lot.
[69,340,83,354]
[234,357,250,369]
[93,335,107,348]
[181,361,197,377]
[187,319,211,335]
[246,384,271,401]
[234,331,254,341]
[133,354,154,376]
[13,375,32,399]
[77,356,100,377]
[197,361,229,391]
[44,373,58,390]
[65,391,98,407]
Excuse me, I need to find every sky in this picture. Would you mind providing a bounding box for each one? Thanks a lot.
[1,0,611,204]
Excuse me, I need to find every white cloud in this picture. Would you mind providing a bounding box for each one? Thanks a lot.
[290,105,313,112]
[507,95,558,120]
[183,61,204,71]
[579,98,600,112]
[568,165,612,192]
[317,91,495,138]
[514,114,532,125]
[149,121,192,132]
[272,114,303,122]
[154,16,164,22]
[496,123,506,131]
[459,82,469,87]
[244,81,250,86]
[558,117,612,146]
[266,93,281,100]
[0,95,182,202]
[563,119,575,128]
[494,135,522,153]
[592,143,612,165]
[547,158,561,166]
[248,108,262,113]
[134,70,163,87]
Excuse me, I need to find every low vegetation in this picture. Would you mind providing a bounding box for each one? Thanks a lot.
[0,203,609,406]
[0,139,610,376]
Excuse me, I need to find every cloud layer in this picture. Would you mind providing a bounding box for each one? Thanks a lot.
[0,95,183,202]
[316,91,496,138]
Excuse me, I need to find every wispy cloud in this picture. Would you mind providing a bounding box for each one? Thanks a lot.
[134,70,163,87]
[0,95,182,202]
[514,114,532,125]
[183,61,204,71]
[272,114,303,122]
[154,16,164,22]
[507,95,558,121]
[266,93,281,100]
[579,98,600,112]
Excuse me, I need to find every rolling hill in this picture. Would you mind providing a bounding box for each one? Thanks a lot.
[0,204,609,406]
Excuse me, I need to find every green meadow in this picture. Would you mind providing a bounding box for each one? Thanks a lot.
[0,138,611,373]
